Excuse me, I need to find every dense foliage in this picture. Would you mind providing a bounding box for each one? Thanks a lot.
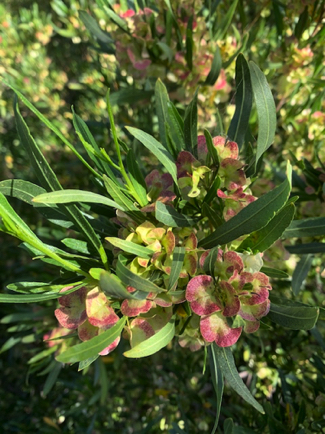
[0,1,324,433]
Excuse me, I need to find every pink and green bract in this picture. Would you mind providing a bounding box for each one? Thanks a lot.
[51,134,273,358]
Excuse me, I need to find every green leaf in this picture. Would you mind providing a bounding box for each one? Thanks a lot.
[9,84,102,180]
[72,108,115,179]
[292,254,313,296]
[61,238,90,255]
[42,361,62,397]
[56,317,126,363]
[99,271,140,299]
[203,176,221,205]
[0,284,81,303]
[268,300,319,330]
[224,419,234,434]
[184,89,198,157]
[260,267,289,279]
[199,163,292,248]
[0,193,86,275]
[294,6,309,40]
[109,88,153,106]
[168,247,185,290]
[0,179,73,228]
[12,99,107,267]
[78,355,99,371]
[285,243,325,254]
[215,0,239,40]
[116,255,163,294]
[203,246,220,281]
[124,317,175,358]
[155,79,170,151]
[102,5,129,32]
[106,237,154,258]
[227,54,252,148]
[205,45,222,86]
[155,201,198,228]
[126,127,178,184]
[79,10,113,44]
[204,129,220,167]
[283,217,325,238]
[238,203,295,252]
[248,61,277,169]
[126,149,148,207]
[33,189,123,210]
[103,175,139,212]
[202,202,224,229]
[212,344,264,414]
[167,101,185,153]
[208,345,224,433]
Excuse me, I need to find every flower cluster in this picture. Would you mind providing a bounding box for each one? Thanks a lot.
[52,133,273,357]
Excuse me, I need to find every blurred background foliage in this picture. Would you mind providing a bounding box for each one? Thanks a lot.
[0,0,324,432]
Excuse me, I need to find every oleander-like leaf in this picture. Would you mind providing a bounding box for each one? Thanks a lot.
[126,127,178,184]
[168,247,185,290]
[268,298,319,330]
[199,163,292,248]
[116,255,163,294]
[167,101,185,153]
[227,54,252,148]
[292,254,313,296]
[0,285,82,303]
[99,271,139,300]
[106,237,154,258]
[260,267,289,279]
[56,317,126,363]
[212,344,264,414]
[205,45,222,86]
[214,0,239,40]
[155,201,198,228]
[203,246,220,281]
[184,89,198,157]
[126,149,148,207]
[208,344,224,433]
[79,10,114,44]
[155,79,170,151]
[249,61,277,169]
[238,203,295,252]
[283,217,325,238]
[285,243,325,254]
[123,317,175,358]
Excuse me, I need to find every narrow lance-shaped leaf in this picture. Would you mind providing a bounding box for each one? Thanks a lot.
[12,99,108,268]
[79,10,114,44]
[227,54,252,148]
[205,45,222,86]
[0,284,83,303]
[126,127,178,184]
[124,317,175,358]
[56,317,126,364]
[292,254,313,296]
[208,345,224,433]
[238,203,295,252]
[260,267,289,279]
[212,344,264,414]
[155,79,170,152]
[168,247,185,290]
[249,61,276,169]
[167,101,185,153]
[103,175,139,212]
[116,255,164,294]
[184,89,198,157]
[283,217,325,238]
[0,179,73,228]
[268,299,319,330]
[106,237,154,259]
[214,0,239,40]
[126,149,148,207]
[285,243,325,254]
[99,271,141,300]
[33,189,124,210]
[199,162,292,248]
[156,201,198,228]
[0,193,86,276]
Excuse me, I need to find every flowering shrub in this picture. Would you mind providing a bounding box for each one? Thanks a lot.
[0,53,322,429]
